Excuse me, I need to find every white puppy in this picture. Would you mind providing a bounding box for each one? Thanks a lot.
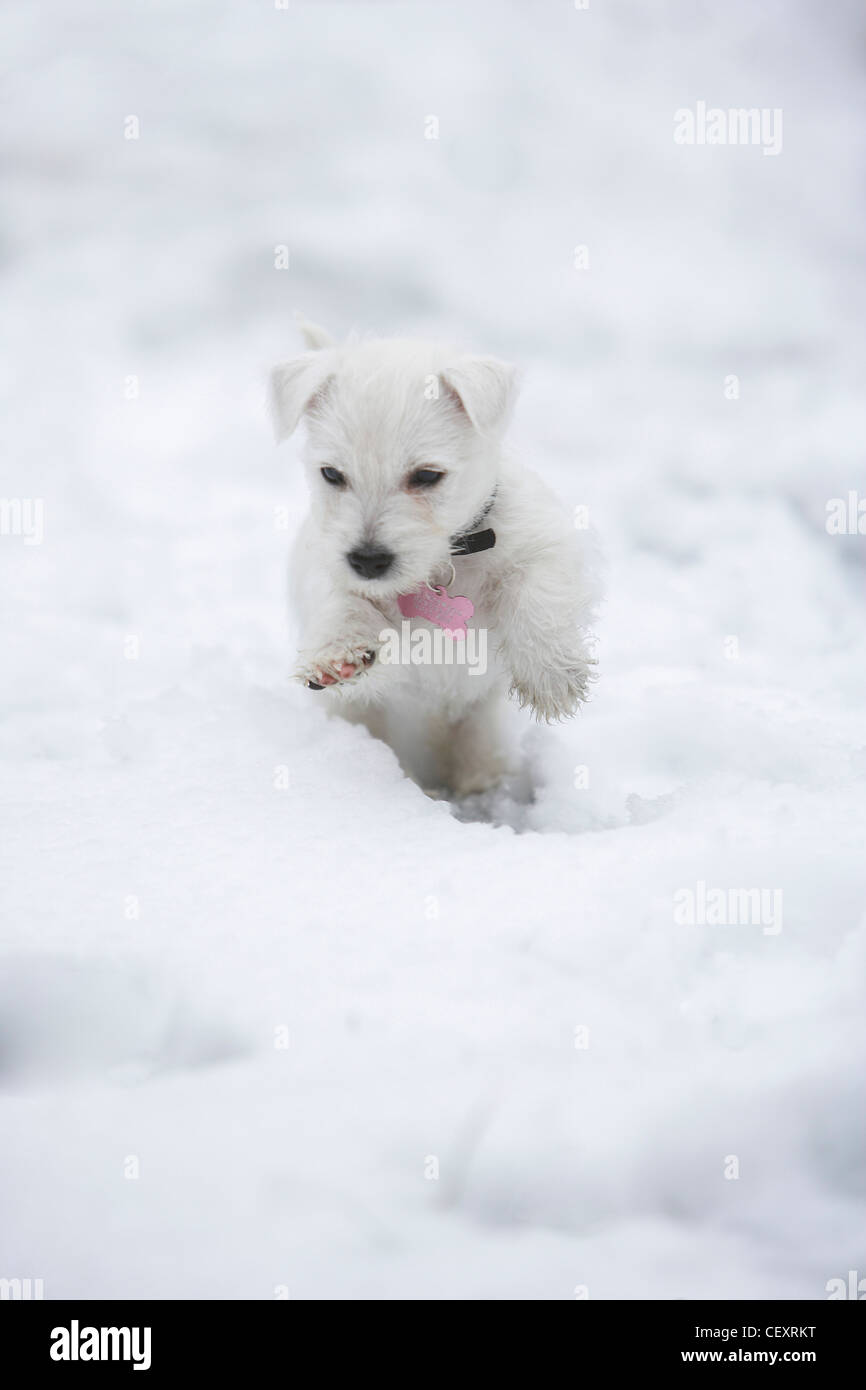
[271,318,599,795]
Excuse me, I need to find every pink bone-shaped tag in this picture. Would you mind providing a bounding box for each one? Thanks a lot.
[397,586,474,638]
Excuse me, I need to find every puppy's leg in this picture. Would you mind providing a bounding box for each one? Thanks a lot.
[296,595,386,693]
[492,551,597,723]
[438,691,513,796]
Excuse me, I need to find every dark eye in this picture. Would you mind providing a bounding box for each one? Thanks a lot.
[408,468,445,490]
[320,466,346,488]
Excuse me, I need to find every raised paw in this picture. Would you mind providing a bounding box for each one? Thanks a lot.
[509,653,596,723]
[297,642,377,691]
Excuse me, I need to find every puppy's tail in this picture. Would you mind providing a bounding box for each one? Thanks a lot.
[294,311,334,351]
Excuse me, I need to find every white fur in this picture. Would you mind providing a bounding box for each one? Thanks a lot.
[271,321,600,795]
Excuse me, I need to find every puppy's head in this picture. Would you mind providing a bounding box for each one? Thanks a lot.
[270,322,517,598]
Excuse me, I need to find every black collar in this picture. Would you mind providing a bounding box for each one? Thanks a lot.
[449,490,497,556]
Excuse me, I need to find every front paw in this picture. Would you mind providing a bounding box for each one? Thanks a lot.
[509,654,595,722]
[296,639,377,690]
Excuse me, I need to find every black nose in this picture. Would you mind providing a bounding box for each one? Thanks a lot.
[347,545,395,579]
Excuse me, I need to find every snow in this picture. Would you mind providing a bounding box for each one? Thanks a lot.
[1,0,866,1299]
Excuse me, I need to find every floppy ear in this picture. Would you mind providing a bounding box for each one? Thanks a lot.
[440,357,517,437]
[294,311,334,351]
[269,352,335,442]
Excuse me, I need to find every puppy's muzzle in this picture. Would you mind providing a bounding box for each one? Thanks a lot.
[347,545,395,580]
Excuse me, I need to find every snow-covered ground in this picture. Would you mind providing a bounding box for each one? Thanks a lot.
[1,0,865,1298]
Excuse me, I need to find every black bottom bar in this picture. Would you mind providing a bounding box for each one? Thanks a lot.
[4,1299,862,1375]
